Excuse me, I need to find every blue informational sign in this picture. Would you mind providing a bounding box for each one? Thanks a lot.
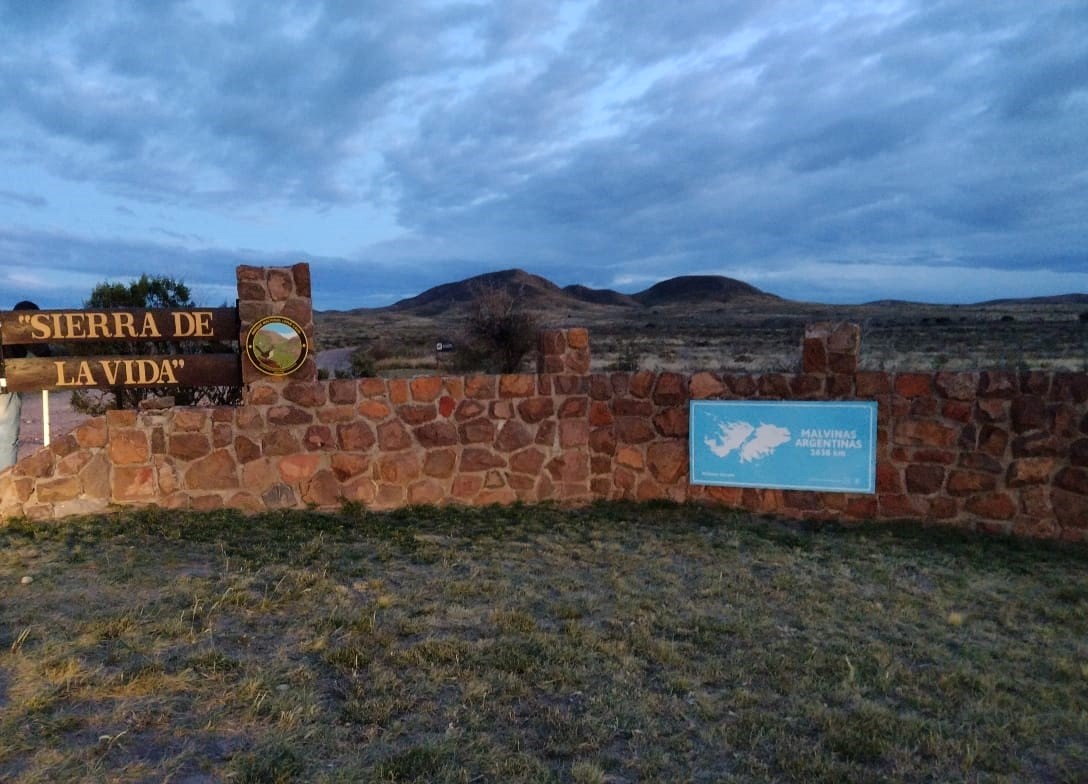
[690,400,877,493]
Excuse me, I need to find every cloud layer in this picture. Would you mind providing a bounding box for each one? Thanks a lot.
[1,0,1085,308]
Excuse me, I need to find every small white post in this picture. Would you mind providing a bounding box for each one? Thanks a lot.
[41,389,50,447]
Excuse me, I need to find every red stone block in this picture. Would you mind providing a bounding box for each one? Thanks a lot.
[459,418,496,444]
[689,371,725,399]
[1006,458,1055,487]
[629,371,655,399]
[438,395,457,418]
[1071,438,1088,467]
[589,401,614,427]
[1052,488,1088,528]
[615,445,644,469]
[826,374,854,398]
[499,374,536,398]
[415,421,459,448]
[653,373,687,405]
[828,352,857,375]
[802,338,828,374]
[978,371,1017,398]
[377,420,411,451]
[518,397,554,423]
[377,453,421,484]
[421,449,455,479]
[644,439,687,482]
[397,404,437,426]
[465,375,496,399]
[876,462,902,493]
[410,376,443,402]
[317,405,357,425]
[727,375,757,397]
[1055,466,1088,496]
[169,433,211,461]
[1051,373,1088,403]
[589,373,613,400]
[790,374,824,397]
[977,425,1009,456]
[895,373,932,398]
[388,379,410,405]
[965,492,1016,520]
[554,375,587,395]
[267,269,293,301]
[74,419,108,449]
[302,470,341,507]
[339,422,377,451]
[358,400,392,420]
[1019,371,1051,397]
[855,372,891,397]
[536,420,557,447]
[906,464,945,494]
[934,372,979,401]
[879,493,921,518]
[510,447,546,475]
[359,377,387,397]
[186,450,239,490]
[268,406,313,426]
[614,398,654,417]
[757,374,791,398]
[283,381,327,407]
[559,397,589,418]
[546,452,589,482]
[174,409,209,431]
[460,447,506,472]
[911,448,956,465]
[341,475,376,503]
[559,419,589,448]
[538,330,567,355]
[942,400,973,422]
[958,452,1003,473]
[588,427,616,455]
[590,455,611,476]
[109,429,150,465]
[1011,396,1047,433]
[894,420,959,448]
[947,470,997,495]
[495,420,533,451]
[263,429,301,456]
[926,496,959,519]
[331,452,370,480]
[567,328,589,349]
[1011,432,1061,458]
[451,474,484,499]
[653,407,689,437]
[614,417,656,444]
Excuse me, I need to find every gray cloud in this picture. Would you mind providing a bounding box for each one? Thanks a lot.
[0,0,1084,308]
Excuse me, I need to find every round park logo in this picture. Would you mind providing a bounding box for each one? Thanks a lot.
[245,316,309,376]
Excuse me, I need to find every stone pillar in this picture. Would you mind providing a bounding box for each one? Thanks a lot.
[537,328,591,374]
[236,263,316,385]
[802,322,860,374]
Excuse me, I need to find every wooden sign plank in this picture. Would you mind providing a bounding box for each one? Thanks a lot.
[0,308,239,345]
[2,354,242,392]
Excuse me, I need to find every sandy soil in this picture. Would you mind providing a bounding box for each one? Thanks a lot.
[17,391,92,462]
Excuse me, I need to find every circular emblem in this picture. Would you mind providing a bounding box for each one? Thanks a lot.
[245,316,309,376]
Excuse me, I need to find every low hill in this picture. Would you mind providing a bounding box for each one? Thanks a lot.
[632,275,779,306]
[562,284,640,307]
[386,269,568,316]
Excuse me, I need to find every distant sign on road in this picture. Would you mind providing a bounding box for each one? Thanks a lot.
[690,400,877,493]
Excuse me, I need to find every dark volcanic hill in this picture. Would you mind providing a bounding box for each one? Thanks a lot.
[562,284,640,307]
[386,269,568,316]
[632,275,779,306]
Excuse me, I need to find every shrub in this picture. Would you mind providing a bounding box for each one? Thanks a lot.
[458,284,538,373]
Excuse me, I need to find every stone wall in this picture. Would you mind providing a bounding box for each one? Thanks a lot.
[1,264,1085,541]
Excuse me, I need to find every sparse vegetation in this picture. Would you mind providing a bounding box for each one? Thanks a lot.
[457,283,539,373]
[2,502,1086,782]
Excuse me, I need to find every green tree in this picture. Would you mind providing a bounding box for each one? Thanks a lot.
[70,274,242,413]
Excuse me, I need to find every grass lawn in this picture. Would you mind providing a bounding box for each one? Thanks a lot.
[1,502,1086,783]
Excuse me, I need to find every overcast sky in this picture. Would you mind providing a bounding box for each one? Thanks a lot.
[2,1,1086,311]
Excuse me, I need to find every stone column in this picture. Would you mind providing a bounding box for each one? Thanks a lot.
[537,328,591,374]
[236,263,316,386]
[802,322,860,374]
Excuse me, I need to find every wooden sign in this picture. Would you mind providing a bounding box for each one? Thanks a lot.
[0,308,238,345]
[1,306,242,393]
[2,355,242,392]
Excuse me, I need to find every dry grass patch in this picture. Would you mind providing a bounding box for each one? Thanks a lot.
[1,503,1086,782]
